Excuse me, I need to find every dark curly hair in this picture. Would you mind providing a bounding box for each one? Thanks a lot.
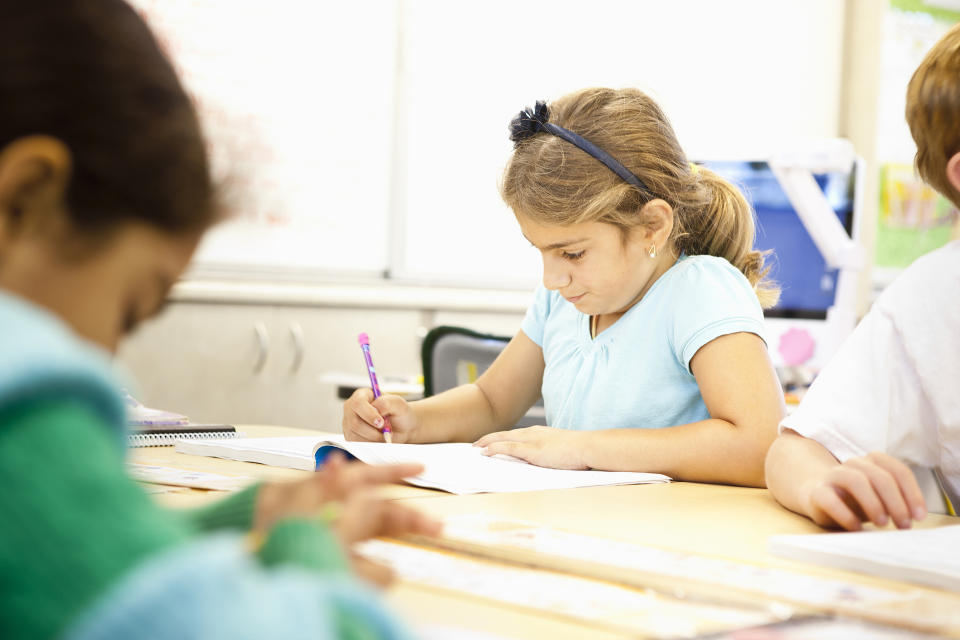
[0,0,217,235]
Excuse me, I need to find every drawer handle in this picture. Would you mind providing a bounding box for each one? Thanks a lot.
[289,322,304,373]
[253,321,269,373]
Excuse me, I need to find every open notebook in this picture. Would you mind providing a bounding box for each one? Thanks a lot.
[769,525,960,592]
[174,434,670,495]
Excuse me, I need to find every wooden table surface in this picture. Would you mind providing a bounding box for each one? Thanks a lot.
[130,425,960,639]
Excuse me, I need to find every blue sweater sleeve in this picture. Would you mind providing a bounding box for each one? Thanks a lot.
[0,399,410,640]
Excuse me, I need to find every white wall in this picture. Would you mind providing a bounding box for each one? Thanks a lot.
[398,0,846,284]
[131,0,398,278]
[131,0,847,288]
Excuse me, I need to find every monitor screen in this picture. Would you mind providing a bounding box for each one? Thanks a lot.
[701,161,857,320]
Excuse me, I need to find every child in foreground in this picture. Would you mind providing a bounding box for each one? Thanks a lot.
[765,22,960,530]
[345,87,786,487]
[0,2,438,638]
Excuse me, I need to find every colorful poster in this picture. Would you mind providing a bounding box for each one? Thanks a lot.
[876,163,959,269]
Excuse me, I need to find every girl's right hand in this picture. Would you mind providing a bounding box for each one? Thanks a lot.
[342,387,419,443]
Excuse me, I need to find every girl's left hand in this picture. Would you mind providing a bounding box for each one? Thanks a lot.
[474,426,589,470]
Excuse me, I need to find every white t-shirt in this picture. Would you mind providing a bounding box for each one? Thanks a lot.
[780,241,960,503]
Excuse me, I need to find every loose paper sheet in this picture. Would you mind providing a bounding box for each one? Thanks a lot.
[127,463,252,491]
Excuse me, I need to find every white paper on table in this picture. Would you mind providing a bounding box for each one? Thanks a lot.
[126,463,252,491]
[770,525,960,592]
[175,434,670,494]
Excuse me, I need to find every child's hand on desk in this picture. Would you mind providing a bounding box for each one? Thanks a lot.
[333,487,441,585]
[802,452,927,531]
[343,388,419,443]
[475,426,590,470]
[253,453,441,584]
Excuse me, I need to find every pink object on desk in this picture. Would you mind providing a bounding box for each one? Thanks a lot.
[778,327,816,366]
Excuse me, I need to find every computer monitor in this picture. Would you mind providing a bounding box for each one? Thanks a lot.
[701,159,864,369]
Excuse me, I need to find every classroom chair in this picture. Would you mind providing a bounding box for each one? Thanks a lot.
[421,325,544,428]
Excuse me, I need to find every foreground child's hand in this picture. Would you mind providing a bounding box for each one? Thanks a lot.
[343,388,419,443]
[253,454,441,586]
[475,425,589,470]
[333,488,442,585]
[253,453,430,534]
[802,452,927,531]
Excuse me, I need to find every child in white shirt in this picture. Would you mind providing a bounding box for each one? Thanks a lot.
[765,22,960,530]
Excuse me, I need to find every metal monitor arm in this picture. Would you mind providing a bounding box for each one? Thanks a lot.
[767,139,866,368]
[768,139,865,272]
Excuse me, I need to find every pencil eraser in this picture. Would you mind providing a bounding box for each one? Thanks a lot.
[357,333,370,346]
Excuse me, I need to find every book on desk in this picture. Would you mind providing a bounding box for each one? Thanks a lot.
[124,391,238,447]
[174,434,670,495]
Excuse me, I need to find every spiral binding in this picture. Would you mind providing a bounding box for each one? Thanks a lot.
[128,431,239,448]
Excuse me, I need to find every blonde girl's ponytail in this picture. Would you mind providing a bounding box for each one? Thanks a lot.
[676,167,780,308]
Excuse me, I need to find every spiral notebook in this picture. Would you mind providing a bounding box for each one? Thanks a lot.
[128,424,239,448]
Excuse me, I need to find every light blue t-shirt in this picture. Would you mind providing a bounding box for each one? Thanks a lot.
[521,255,766,431]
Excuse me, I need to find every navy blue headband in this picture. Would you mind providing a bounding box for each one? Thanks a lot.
[509,100,656,199]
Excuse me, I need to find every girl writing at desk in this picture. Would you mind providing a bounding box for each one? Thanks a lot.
[0,2,438,638]
[344,87,786,487]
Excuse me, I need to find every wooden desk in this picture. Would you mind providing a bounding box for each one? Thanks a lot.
[132,427,960,638]
[400,480,957,576]
[129,425,636,639]
[395,484,960,637]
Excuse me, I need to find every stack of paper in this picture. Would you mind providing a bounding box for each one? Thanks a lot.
[769,525,960,592]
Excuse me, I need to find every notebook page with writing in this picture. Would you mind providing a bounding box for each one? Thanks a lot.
[769,525,960,592]
[175,434,670,494]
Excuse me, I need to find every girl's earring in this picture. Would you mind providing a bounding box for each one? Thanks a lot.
[648,244,657,259]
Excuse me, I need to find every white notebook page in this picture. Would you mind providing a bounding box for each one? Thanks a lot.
[175,434,670,494]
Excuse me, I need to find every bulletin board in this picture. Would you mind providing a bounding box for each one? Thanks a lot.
[875,2,960,272]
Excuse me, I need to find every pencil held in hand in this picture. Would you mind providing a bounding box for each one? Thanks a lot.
[358,332,393,443]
